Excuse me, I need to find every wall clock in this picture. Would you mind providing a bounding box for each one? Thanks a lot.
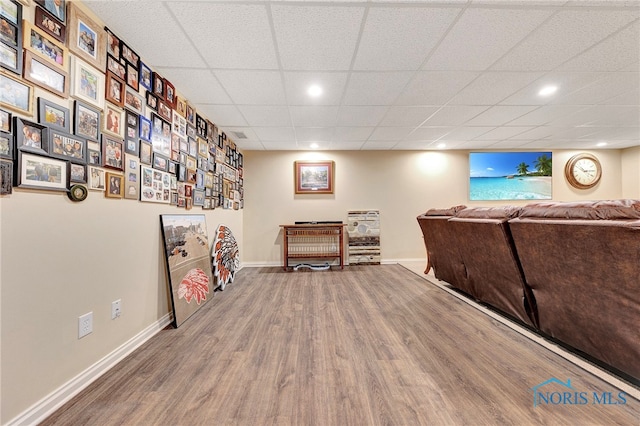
[564,153,602,189]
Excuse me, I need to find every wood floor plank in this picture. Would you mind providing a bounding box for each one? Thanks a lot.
[41,265,639,425]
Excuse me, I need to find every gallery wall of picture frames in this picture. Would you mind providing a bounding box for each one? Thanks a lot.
[0,0,244,209]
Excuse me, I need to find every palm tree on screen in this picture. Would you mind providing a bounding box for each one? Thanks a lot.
[516,162,529,176]
[534,155,552,176]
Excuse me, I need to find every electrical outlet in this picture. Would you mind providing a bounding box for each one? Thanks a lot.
[78,312,93,339]
[111,299,121,319]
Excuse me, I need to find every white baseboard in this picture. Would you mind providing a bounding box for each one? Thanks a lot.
[7,313,173,426]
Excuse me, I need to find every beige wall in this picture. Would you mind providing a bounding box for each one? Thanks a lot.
[621,146,640,198]
[242,149,626,267]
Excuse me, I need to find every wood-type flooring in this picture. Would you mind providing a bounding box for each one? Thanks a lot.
[42,265,639,425]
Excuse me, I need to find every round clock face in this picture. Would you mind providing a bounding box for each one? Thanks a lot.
[565,153,602,189]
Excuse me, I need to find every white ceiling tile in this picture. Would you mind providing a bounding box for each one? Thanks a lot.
[393,140,442,150]
[553,72,640,105]
[465,106,539,126]
[342,72,414,105]
[500,72,606,105]
[295,127,335,142]
[272,5,365,70]
[448,72,543,105]
[603,89,640,106]
[333,127,375,141]
[85,1,207,68]
[507,106,587,126]
[395,71,480,105]
[404,127,454,141]
[482,140,535,149]
[154,68,231,104]
[290,106,339,127]
[379,106,440,127]
[491,9,639,71]
[436,140,498,150]
[214,71,286,105]
[354,7,460,71]
[223,127,260,141]
[253,127,296,141]
[368,127,414,141]
[327,141,366,150]
[233,140,265,151]
[261,141,300,150]
[558,22,640,72]
[336,106,389,127]
[237,106,292,127]
[283,72,348,105]
[195,105,248,127]
[587,127,640,141]
[425,7,554,70]
[421,106,490,126]
[439,126,494,141]
[474,126,535,140]
[167,2,278,69]
[361,141,400,150]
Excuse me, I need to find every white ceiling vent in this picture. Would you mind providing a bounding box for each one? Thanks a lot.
[232,131,248,139]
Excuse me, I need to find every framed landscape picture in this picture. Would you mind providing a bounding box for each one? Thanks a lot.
[0,71,33,115]
[294,160,334,194]
[23,50,69,97]
[469,152,552,201]
[37,97,69,132]
[17,151,67,191]
[160,214,214,327]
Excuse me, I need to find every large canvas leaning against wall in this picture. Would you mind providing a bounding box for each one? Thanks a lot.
[160,214,214,327]
[469,152,552,201]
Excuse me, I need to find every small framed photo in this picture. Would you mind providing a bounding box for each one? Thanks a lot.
[88,165,105,191]
[102,134,123,171]
[34,6,65,44]
[198,138,209,158]
[103,102,124,139]
[152,72,163,97]
[175,97,186,118]
[37,97,69,132]
[15,116,47,154]
[152,152,168,172]
[146,90,157,111]
[23,50,69,97]
[0,72,33,115]
[172,110,186,137]
[22,20,68,71]
[105,171,123,198]
[193,189,205,207]
[67,2,106,71]
[185,103,195,125]
[157,100,172,122]
[34,0,65,24]
[48,129,86,163]
[0,107,11,133]
[126,63,138,90]
[0,158,13,194]
[139,60,152,91]
[124,86,144,115]
[139,140,151,165]
[105,71,125,107]
[106,54,126,80]
[123,153,139,200]
[195,113,207,138]
[120,42,138,67]
[0,37,21,74]
[163,79,176,108]
[294,160,335,194]
[74,100,100,142]
[139,115,151,142]
[87,146,100,166]
[0,132,12,159]
[17,151,68,191]
[0,16,18,47]
[1,0,20,26]
[105,28,120,58]
[70,57,105,109]
[69,162,86,183]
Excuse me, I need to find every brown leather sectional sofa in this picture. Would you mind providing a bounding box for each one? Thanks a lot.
[416,199,640,383]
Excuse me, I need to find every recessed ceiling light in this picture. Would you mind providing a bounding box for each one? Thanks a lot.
[538,85,558,97]
[310,143,319,149]
[596,142,608,147]
[307,84,322,97]
[437,143,446,149]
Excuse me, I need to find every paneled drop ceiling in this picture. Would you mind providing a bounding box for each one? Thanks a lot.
[84,0,640,151]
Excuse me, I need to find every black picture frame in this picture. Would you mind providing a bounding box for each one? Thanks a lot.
[0,0,22,75]
[0,132,12,159]
[0,107,11,133]
[37,97,70,132]
[74,100,101,143]
[0,158,12,194]
[16,150,68,191]
[106,54,126,80]
[152,72,164,97]
[139,141,151,165]
[0,35,20,74]
[146,90,157,111]
[48,129,86,163]
[120,41,138,67]
[34,0,66,24]
[152,152,168,172]
[102,135,124,171]
[14,117,47,155]
[195,113,207,139]
[69,162,87,183]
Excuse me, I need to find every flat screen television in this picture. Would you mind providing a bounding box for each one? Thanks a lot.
[469,152,552,201]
